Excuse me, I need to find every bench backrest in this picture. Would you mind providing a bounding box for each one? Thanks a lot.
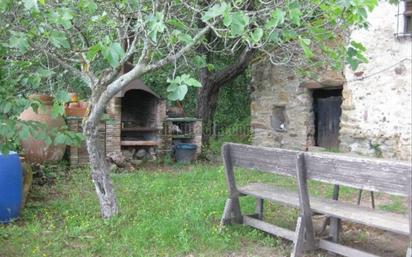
[223,143,412,196]
[305,151,411,196]
[225,143,298,176]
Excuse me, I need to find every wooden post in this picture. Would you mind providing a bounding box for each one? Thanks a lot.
[222,144,242,224]
[295,153,316,252]
[220,198,233,226]
[291,216,305,257]
[408,169,412,257]
[357,189,363,205]
[256,198,264,220]
[329,185,341,243]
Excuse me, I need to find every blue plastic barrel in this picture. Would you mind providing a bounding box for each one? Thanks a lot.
[0,151,23,223]
[175,143,197,163]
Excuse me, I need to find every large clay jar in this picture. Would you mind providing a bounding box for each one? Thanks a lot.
[19,94,66,164]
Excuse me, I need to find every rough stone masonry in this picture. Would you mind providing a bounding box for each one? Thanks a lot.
[251,2,411,161]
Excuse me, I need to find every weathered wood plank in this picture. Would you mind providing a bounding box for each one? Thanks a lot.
[255,198,264,220]
[407,247,412,257]
[330,185,341,243]
[226,143,298,177]
[291,216,305,257]
[318,239,380,257]
[238,183,300,207]
[409,162,412,250]
[222,144,242,223]
[239,183,410,235]
[222,143,412,256]
[220,198,233,226]
[226,143,411,196]
[222,144,238,197]
[243,216,295,241]
[304,151,411,196]
[295,153,316,249]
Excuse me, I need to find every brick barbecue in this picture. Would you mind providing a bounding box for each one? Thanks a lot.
[67,79,202,167]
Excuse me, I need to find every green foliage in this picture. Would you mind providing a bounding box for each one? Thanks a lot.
[0,0,379,111]
[202,3,230,22]
[5,32,30,53]
[49,31,70,49]
[102,42,125,68]
[266,9,285,29]
[147,11,166,43]
[250,28,264,45]
[208,117,251,156]
[347,40,368,70]
[166,74,202,101]
[227,12,250,36]
[0,52,83,154]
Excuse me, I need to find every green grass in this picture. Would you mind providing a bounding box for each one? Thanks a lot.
[0,163,407,257]
[0,165,286,257]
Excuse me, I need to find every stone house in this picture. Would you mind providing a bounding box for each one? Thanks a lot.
[250,1,412,161]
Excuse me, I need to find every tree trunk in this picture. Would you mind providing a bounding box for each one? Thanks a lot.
[196,78,220,145]
[84,117,118,219]
[196,48,255,146]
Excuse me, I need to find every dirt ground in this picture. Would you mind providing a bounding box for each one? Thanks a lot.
[218,218,409,257]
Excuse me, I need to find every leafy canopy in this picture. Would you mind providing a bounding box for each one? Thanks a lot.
[0,0,379,152]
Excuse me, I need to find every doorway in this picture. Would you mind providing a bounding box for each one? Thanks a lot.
[313,88,343,149]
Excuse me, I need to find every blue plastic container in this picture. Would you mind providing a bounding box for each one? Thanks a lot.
[0,151,23,223]
[175,143,197,163]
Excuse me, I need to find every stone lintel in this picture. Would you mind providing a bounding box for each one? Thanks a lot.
[301,70,345,89]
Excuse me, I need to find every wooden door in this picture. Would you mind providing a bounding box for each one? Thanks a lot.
[315,96,342,149]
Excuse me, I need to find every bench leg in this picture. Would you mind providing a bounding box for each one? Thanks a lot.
[357,189,363,205]
[407,248,412,257]
[220,198,233,226]
[231,197,243,224]
[255,198,264,220]
[291,216,305,257]
[329,217,341,243]
[219,197,243,226]
[328,185,342,257]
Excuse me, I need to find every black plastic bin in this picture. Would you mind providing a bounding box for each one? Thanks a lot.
[174,143,197,163]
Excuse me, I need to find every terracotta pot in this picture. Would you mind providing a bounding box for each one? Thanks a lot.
[65,101,88,117]
[19,95,66,164]
[28,94,54,105]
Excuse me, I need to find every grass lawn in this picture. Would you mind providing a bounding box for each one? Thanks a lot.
[0,163,408,257]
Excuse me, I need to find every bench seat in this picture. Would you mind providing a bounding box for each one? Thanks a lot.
[238,183,409,236]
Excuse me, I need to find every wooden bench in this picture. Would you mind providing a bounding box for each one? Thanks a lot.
[220,143,412,257]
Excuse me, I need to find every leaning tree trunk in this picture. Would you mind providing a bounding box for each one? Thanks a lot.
[84,112,118,218]
[196,48,255,146]
[196,78,220,145]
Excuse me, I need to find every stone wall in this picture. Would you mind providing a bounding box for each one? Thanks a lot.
[250,61,315,150]
[67,117,106,166]
[340,2,412,160]
[251,2,412,161]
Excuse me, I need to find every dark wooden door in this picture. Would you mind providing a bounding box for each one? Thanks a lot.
[315,96,342,149]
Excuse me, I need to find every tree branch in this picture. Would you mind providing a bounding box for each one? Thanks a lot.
[210,47,255,87]
[44,50,92,86]
[100,28,141,86]
[146,24,212,71]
